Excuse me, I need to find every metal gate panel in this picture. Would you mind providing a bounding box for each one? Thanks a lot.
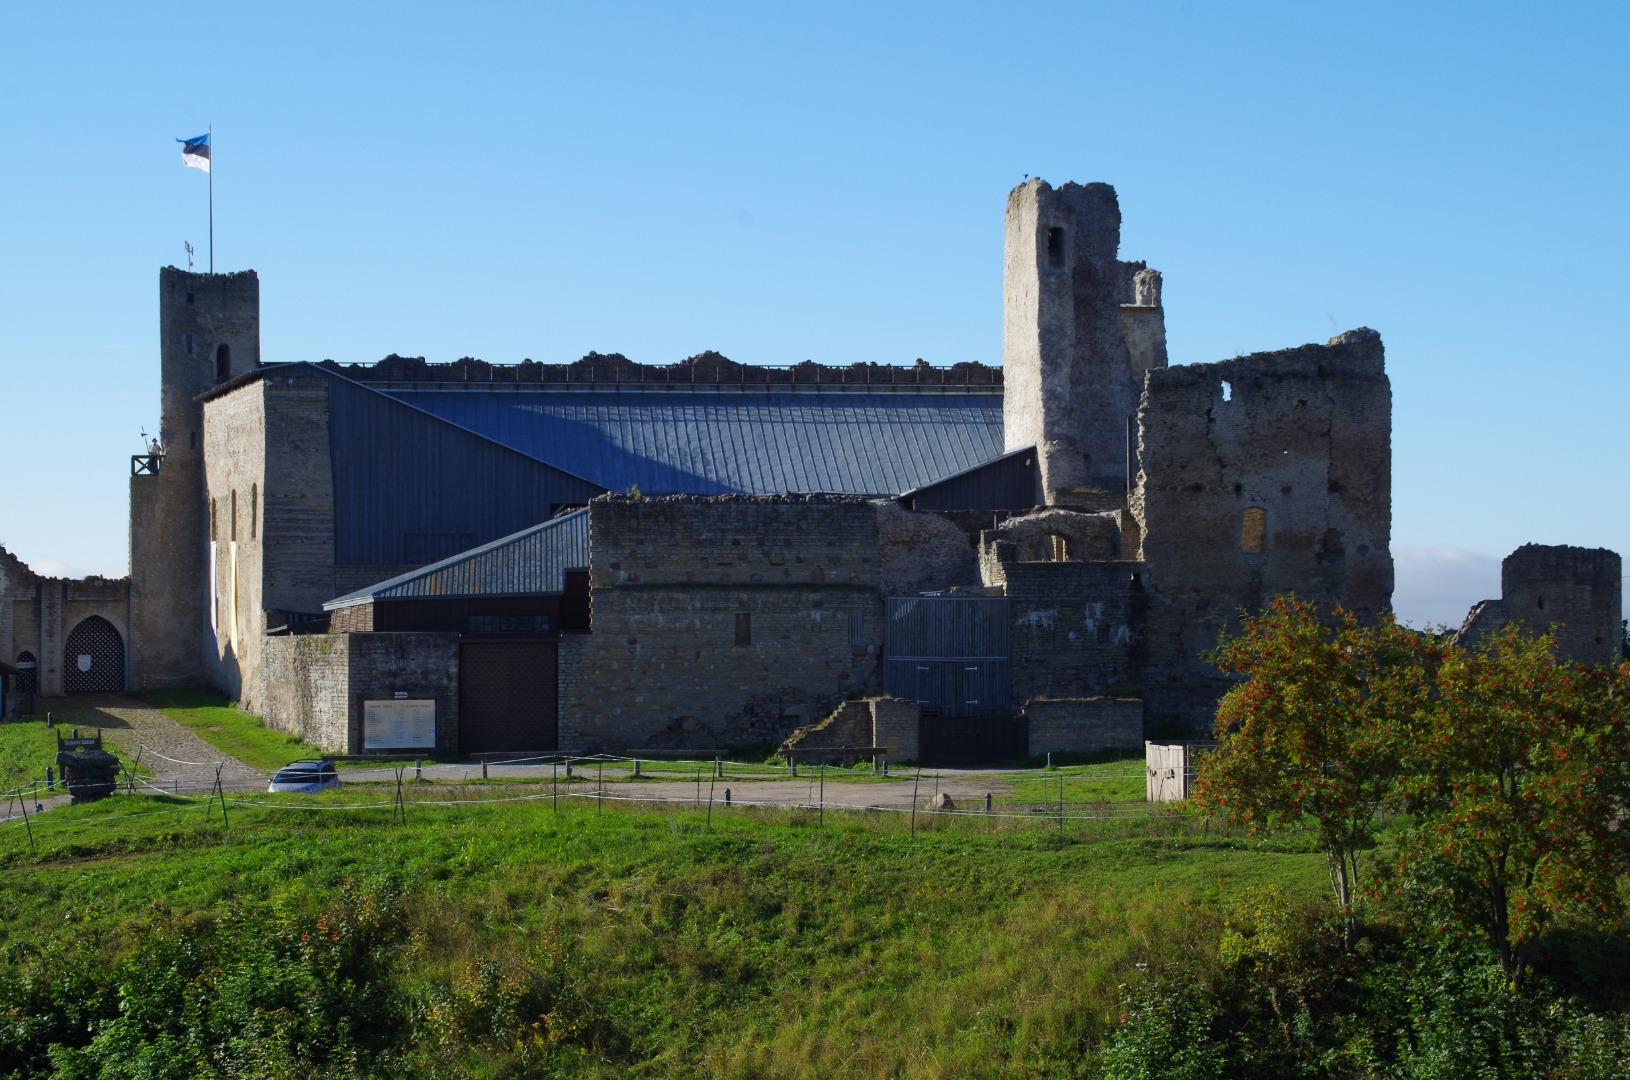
[884,597,1010,717]
[63,618,125,693]
[458,641,558,753]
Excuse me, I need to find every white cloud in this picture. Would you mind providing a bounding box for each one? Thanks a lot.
[1390,545,1502,630]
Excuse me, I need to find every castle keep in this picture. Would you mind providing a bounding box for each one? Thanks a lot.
[3,180,1618,752]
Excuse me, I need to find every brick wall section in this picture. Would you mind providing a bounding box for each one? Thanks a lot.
[869,698,920,762]
[1133,330,1393,689]
[781,699,874,753]
[259,632,459,753]
[558,496,885,751]
[1025,697,1142,756]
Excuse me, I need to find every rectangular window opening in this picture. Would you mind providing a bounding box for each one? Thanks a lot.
[734,612,752,646]
[1241,507,1267,553]
[1046,227,1066,268]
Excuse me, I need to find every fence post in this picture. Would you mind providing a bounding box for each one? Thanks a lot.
[633,758,641,778]
[984,792,992,813]
[911,771,920,838]
[724,787,731,806]
[715,756,723,779]
[481,758,488,781]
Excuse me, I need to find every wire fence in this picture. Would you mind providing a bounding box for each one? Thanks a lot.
[0,745,1185,856]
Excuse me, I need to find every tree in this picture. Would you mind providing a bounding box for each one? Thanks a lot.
[1392,627,1630,986]
[1192,596,1437,944]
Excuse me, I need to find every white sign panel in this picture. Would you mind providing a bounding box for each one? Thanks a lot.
[363,699,436,750]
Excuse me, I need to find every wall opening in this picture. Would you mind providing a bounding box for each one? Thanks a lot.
[215,343,231,381]
[250,484,258,539]
[734,612,752,646]
[230,490,238,542]
[1047,227,1066,268]
[210,498,218,541]
[15,652,37,695]
[1221,380,1233,402]
[63,617,125,693]
[1046,533,1069,562]
[1241,507,1267,553]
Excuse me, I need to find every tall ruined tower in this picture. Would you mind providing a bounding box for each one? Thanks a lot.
[1003,180,1166,507]
[128,268,260,688]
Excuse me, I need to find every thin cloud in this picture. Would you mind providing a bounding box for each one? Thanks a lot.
[1391,545,1502,630]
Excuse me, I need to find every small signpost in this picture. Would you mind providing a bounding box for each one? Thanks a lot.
[56,729,120,804]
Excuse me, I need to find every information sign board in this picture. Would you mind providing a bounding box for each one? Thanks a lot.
[363,699,436,750]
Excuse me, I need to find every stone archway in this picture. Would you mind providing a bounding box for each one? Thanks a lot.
[63,617,125,693]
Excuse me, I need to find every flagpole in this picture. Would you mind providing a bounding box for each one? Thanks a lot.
[208,123,214,274]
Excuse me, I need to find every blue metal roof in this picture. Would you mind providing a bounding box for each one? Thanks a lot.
[377,387,1006,496]
[326,508,589,608]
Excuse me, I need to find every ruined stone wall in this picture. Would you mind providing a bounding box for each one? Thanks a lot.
[1454,545,1623,665]
[557,497,885,751]
[259,632,459,753]
[1025,697,1143,756]
[870,698,920,762]
[131,268,260,691]
[876,501,979,596]
[0,547,131,697]
[1132,329,1393,686]
[1003,179,1165,503]
[319,351,1001,387]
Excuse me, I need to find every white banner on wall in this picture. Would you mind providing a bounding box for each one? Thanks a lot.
[363,699,437,750]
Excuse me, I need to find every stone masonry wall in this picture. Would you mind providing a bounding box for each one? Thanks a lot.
[202,382,267,706]
[999,560,1143,701]
[259,632,459,754]
[1025,697,1143,756]
[1133,329,1393,686]
[260,634,351,751]
[1454,544,1623,666]
[1003,179,1165,502]
[558,497,884,752]
[870,698,921,762]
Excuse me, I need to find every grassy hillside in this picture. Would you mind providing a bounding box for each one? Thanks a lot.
[0,789,1330,1078]
[3,791,1625,1078]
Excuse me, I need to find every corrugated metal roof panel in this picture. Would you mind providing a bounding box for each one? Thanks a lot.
[378,388,1005,496]
[325,508,589,608]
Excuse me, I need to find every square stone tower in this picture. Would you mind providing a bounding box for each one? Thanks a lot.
[1002,179,1166,507]
[128,268,260,688]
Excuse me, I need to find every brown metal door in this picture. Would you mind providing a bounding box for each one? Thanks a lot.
[458,641,558,753]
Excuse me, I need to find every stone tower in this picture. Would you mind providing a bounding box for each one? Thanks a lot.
[1002,179,1166,507]
[128,268,260,688]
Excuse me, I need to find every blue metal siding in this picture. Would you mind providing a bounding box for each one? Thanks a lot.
[379,388,1005,496]
[327,509,589,606]
[327,378,606,565]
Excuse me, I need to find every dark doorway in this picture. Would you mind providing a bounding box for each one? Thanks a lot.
[458,641,558,753]
[64,617,125,693]
[15,651,38,695]
[918,713,1029,765]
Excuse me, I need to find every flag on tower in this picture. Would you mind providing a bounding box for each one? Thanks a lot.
[178,133,211,173]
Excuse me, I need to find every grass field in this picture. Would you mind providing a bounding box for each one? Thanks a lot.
[0,717,61,793]
[0,785,1330,1078]
[139,689,341,772]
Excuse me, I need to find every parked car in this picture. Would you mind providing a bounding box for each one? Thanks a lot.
[268,759,341,793]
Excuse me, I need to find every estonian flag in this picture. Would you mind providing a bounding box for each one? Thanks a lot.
[178,133,210,173]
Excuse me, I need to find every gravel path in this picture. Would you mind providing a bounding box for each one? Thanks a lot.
[31,694,261,793]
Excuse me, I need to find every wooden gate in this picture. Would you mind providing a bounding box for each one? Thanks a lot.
[63,618,125,693]
[458,641,558,754]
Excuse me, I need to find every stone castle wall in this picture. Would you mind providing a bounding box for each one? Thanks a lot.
[1454,544,1623,665]
[1025,697,1143,756]
[1133,329,1393,683]
[260,632,459,754]
[558,497,885,751]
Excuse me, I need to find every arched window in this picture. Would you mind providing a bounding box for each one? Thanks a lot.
[1241,507,1267,553]
[250,484,258,539]
[215,343,231,381]
[230,490,238,542]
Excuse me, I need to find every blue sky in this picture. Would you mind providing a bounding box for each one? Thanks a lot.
[2,1,1626,627]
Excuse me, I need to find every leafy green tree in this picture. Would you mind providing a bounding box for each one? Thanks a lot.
[1192,596,1437,943]
[1393,627,1630,986]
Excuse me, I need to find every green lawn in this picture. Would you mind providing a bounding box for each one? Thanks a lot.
[139,689,335,773]
[0,788,1329,1078]
[0,717,63,793]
